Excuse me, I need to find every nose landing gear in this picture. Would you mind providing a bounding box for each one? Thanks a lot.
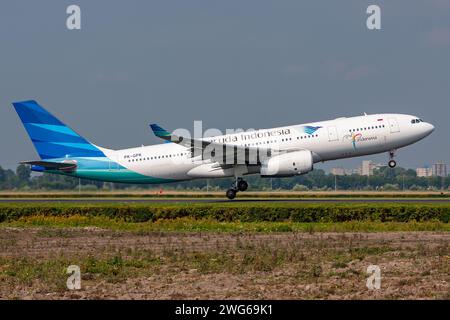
[226,178,248,200]
[388,150,397,168]
[388,160,397,168]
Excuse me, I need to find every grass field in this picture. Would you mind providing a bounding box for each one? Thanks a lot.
[1,201,449,223]
[0,200,448,299]
[0,227,448,299]
[3,216,450,232]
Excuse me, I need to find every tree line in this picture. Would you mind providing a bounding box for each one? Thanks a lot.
[0,164,448,191]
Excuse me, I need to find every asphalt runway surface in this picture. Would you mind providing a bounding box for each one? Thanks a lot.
[0,198,448,203]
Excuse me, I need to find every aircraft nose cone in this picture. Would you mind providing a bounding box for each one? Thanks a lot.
[424,122,435,136]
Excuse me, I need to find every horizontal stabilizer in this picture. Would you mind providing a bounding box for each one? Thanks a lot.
[21,160,77,172]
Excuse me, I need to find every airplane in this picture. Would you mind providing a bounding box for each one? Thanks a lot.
[12,100,435,199]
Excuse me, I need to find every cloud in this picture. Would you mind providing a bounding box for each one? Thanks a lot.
[90,71,131,84]
[424,27,450,46]
[430,0,450,10]
[344,65,378,81]
[282,64,308,76]
[322,61,378,81]
[283,61,378,80]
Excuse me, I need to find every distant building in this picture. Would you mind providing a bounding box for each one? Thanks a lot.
[416,167,433,177]
[360,160,385,176]
[330,167,346,176]
[330,167,361,176]
[361,161,372,176]
[432,162,447,177]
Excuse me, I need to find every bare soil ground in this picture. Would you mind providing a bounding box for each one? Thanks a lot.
[0,228,449,299]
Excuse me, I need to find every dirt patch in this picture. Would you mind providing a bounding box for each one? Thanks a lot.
[0,228,449,299]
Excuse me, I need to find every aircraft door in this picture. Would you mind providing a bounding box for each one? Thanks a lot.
[327,126,339,142]
[109,155,120,170]
[388,118,400,133]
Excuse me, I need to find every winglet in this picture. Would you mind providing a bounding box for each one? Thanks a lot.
[150,123,170,137]
[150,123,172,140]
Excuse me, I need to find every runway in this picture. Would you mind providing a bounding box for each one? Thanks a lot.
[0,198,448,203]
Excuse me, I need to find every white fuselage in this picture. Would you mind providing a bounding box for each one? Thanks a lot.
[102,113,434,182]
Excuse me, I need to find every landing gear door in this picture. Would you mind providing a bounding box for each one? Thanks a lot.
[388,118,400,133]
[327,126,339,142]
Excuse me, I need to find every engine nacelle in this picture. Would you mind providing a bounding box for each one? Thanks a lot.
[260,150,313,177]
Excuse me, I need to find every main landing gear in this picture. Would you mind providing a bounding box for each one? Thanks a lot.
[388,150,397,168]
[226,177,248,200]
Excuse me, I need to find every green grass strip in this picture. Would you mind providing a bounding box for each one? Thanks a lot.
[2,215,449,232]
[0,202,449,223]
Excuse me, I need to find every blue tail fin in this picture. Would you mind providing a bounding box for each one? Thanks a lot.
[12,100,105,160]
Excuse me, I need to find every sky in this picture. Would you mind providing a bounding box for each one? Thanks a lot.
[1,0,449,171]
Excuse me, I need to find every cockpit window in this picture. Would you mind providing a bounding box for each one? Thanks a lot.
[411,118,423,124]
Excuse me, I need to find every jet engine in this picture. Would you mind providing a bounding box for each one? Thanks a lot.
[260,150,313,177]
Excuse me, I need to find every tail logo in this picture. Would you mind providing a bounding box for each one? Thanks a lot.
[12,100,105,159]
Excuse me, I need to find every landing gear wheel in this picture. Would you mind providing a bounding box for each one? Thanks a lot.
[226,189,237,200]
[388,160,397,168]
[237,180,248,192]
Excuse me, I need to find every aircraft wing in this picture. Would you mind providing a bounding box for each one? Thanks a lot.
[150,123,210,148]
[149,123,274,164]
